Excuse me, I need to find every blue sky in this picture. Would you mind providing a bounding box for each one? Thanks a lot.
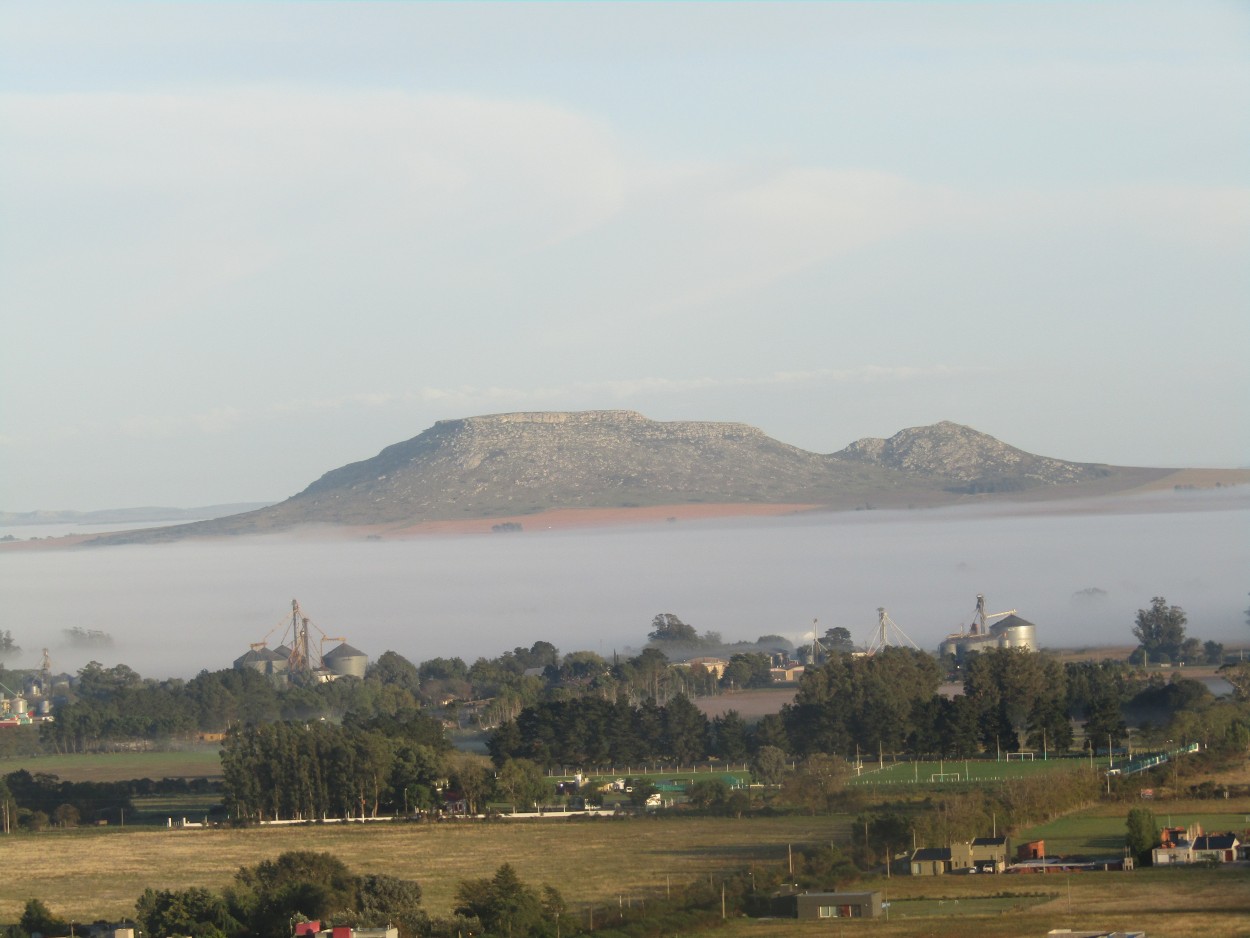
[2,1,1247,510]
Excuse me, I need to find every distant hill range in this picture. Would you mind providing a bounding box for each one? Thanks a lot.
[79,411,1206,545]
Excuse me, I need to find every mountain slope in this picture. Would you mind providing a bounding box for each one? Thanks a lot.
[835,420,1111,492]
[86,412,1170,543]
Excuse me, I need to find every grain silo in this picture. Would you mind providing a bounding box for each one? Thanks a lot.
[322,642,368,679]
[989,614,1037,651]
[233,646,289,676]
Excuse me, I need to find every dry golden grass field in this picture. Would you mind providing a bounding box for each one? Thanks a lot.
[3,814,1248,937]
[0,815,845,923]
[718,866,1250,938]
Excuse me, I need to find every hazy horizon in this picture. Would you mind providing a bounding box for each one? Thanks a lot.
[1,488,1245,681]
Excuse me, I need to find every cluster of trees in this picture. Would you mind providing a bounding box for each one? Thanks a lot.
[490,640,1246,770]
[488,694,721,767]
[453,863,564,938]
[646,613,795,659]
[1131,596,1227,665]
[220,708,449,821]
[0,770,138,831]
[36,635,770,755]
[43,659,429,752]
[132,851,430,938]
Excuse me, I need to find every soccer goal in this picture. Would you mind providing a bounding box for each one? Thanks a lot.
[929,772,961,782]
[1006,752,1035,761]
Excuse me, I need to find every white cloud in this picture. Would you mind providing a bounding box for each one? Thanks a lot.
[0,88,629,328]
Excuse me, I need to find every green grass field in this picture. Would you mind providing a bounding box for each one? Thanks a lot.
[846,755,1104,787]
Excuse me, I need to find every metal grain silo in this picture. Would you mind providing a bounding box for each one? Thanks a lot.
[322,642,368,679]
[990,614,1037,651]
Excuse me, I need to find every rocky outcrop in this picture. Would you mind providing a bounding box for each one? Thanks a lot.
[834,421,1110,491]
[269,410,845,525]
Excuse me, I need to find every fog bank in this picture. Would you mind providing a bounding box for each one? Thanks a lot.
[1,488,1246,679]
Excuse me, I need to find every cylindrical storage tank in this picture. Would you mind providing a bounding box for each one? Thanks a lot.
[38,699,51,716]
[323,642,367,679]
[13,697,28,715]
[998,624,1036,651]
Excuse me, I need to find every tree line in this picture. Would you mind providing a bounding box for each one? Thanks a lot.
[220,708,449,821]
[491,643,1242,768]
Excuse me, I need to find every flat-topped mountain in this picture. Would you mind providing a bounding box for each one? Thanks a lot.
[88,411,1175,543]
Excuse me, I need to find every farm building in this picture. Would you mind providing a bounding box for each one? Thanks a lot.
[685,657,730,679]
[768,891,883,920]
[1152,828,1241,865]
[769,664,805,682]
[1152,824,1241,865]
[295,924,398,938]
[1018,840,1046,861]
[76,925,137,938]
[910,847,952,876]
[955,836,1009,872]
[911,836,1009,875]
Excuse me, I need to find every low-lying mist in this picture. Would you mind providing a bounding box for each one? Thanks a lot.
[1,488,1246,680]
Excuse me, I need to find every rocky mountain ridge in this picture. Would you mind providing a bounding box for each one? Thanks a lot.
[86,411,1170,543]
[835,420,1105,490]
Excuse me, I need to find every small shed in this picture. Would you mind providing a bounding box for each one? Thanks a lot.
[1018,840,1045,861]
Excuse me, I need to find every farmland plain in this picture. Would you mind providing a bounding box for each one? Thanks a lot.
[1,813,1248,938]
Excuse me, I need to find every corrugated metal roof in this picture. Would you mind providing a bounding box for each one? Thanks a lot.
[323,642,366,660]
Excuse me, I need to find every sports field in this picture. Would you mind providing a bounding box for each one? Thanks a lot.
[846,754,1105,787]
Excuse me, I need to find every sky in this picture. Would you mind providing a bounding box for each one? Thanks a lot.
[2,2,1248,512]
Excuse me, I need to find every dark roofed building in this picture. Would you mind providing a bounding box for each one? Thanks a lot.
[768,891,883,920]
[910,847,952,876]
[1192,833,1240,863]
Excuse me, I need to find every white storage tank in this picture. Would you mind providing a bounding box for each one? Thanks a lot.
[990,615,1037,651]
